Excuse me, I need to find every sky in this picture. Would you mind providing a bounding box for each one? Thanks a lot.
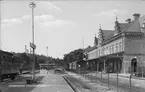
[0,0,145,59]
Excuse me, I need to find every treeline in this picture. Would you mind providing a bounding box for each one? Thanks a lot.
[9,48,85,70]
[12,52,65,69]
[63,48,84,69]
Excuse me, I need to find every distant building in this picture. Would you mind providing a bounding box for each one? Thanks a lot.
[39,61,55,70]
[85,13,145,74]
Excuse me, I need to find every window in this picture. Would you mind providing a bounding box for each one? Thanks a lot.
[116,43,118,53]
[110,46,111,54]
[112,45,114,53]
[101,48,103,56]
[104,48,106,55]
[103,47,105,55]
[102,47,104,55]
[119,42,122,52]
[96,50,98,57]
[106,47,108,54]
[99,49,100,56]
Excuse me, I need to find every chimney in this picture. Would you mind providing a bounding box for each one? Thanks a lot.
[126,18,131,23]
[133,13,140,21]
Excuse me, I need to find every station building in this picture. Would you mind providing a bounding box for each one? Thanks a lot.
[85,13,145,74]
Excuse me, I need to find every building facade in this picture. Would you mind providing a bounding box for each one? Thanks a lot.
[85,13,145,74]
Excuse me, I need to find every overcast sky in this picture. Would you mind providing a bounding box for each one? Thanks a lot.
[1,0,145,58]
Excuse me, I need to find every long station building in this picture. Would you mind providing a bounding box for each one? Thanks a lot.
[84,13,145,74]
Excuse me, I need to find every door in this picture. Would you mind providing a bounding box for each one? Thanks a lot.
[131,58,137,73]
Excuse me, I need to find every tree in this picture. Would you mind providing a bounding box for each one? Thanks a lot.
[63,48,84,64]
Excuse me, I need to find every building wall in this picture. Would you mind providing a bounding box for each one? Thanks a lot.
[122,55,145,73]
[122,36,145,73]
[88,49,97,60]
[87,37,124,61]
[124,36,145,54]
[102,37,124,56]
[87,34,145,74]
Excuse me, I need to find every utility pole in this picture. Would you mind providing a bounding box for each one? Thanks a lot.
[82,36,84,60]
[46,46,48,74]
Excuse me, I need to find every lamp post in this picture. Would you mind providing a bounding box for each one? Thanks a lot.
[29,2,36,81]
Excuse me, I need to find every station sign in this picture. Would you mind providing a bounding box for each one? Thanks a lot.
[30,42,36,49]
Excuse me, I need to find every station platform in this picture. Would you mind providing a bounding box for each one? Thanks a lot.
[31,70,74,92]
